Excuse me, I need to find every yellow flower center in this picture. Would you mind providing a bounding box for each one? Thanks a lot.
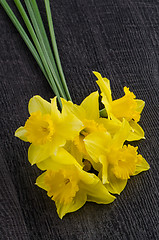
[44,169,79,205]
[110,145,138,179]
[24,111,54,145]
[111,87,140,122]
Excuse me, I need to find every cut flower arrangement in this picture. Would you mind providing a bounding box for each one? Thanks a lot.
[1,0,150,219]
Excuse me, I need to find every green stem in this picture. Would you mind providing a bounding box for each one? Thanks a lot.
[14,0,62,106]
[44,0,72,101]
[1,0,62,107]
[99,108,108,118]
[24,0,67,99]
[28,0,65,94]
[0,0,45,77]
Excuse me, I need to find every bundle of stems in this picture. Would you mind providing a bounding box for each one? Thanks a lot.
[1,0,72,107]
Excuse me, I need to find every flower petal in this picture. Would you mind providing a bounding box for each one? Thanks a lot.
[105,168,127,195]
[52,148,81,166]
[56,189,87,219]
[51,97,61,121]
[134,155,150,175]
[84,132,111,162]
[37,148,81,170]
[93,71,112,104]
[28,143,53,165]
[28,95,51,115]
[61,98,85,121]
[99,155,109,184]
[127,120,145,141]
[64,140,83,166]
[113,119,130,148]
[28,136,66,165]
[136,99,145,113]
[83,175,115,204]
[80,91,99,120]
[37,157,60,171]
[15,126,28,142]
[36,171,47,190]
[98,118,121,136]
[58,114,83,141]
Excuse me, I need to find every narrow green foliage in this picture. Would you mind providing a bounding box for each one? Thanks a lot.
[0,0,46,78]
[0,0,72,108]
[44,0,72,101]
[24,0,66,99]
[28,0,61,82]
[11,0,62,106]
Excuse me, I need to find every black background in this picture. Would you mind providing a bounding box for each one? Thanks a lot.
[0,0,159,239]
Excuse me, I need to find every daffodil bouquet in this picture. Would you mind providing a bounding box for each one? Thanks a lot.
[1,0,149,219]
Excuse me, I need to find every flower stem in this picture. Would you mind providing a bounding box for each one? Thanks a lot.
[24,0,67,99]
[44,0,72,101]
[10,0,62,107]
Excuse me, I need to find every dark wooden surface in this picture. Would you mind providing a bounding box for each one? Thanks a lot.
[0,0,159,239]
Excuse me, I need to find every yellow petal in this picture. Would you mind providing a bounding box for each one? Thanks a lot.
[28,136,66,165]
[37,157,60,171]
[99,155,109,184]
[52,148,81,166]
[51,97,61,122]
[15,126,28,142]
[28,143,53,165]
[136,99,145,113]
[94,71,112,118]
[37,148,81,170]
[36,171,47,190]
[93,71,112,104]
[83,174,115,204]
[61,98,85,121]
[105,168,127,194]
[51,98,84,141]
[78,167,98,185]
[78,166,115,204]
[127,120,145,141]
[64,140,83,166]
[84,132,111,162]
[58,114,83,141]
[28,95,51,115]
[113,119,130,148]
[98,118,121,136]
[80,91,99,120]
[56,189,87,219]
[134,155,150,175]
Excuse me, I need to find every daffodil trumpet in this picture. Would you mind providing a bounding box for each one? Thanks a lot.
[15,72,149,219]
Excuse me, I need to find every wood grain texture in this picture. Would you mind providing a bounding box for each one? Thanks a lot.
[0,0,159,239]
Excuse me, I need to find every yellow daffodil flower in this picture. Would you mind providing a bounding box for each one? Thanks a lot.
[93,71,145,141]
[84,119,150,194]
[61,91,121,167]
[36,164,115,219]
[15,95,83,165]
